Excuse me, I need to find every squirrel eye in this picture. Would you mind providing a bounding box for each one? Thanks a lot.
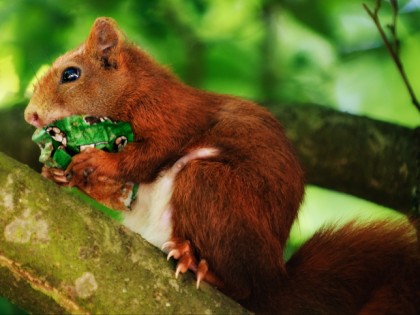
[61,67,81,83]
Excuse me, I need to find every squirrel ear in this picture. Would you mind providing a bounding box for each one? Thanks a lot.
[86,17,125,69]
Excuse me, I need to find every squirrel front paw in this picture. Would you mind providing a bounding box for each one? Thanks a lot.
[65,147,120,188]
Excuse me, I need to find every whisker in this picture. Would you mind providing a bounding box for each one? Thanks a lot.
[28,60,39,83]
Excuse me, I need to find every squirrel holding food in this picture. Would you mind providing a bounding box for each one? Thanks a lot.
[24,18,419,314]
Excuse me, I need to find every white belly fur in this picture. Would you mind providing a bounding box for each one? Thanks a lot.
[122,147,219,249]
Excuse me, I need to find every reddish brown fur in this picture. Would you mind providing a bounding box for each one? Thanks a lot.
[25,18,419,314]
[277,221,419,315]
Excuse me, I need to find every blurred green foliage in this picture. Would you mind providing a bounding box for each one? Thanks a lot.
[0,0,418,313]
[0,0,419,125]
[0,297,25,315]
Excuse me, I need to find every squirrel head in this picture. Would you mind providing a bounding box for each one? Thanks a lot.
[25,17,162,128]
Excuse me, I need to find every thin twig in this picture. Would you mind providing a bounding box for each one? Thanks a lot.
[374,0,381,15]
[363,0,420,113]
[388,0,400,55]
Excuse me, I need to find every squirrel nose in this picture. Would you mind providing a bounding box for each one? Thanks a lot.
[24,109,42,128]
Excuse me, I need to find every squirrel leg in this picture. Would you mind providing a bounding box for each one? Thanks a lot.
[162,238,224,289]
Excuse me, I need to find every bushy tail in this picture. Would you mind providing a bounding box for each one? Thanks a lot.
[266,220,420,315]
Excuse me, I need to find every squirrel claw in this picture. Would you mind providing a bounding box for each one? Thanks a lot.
[162,241,178,260]
[196,260,209,289]
[175,251,194,277]
[167,249,181,261]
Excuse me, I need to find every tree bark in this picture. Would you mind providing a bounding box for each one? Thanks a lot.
[273,104,418,214]
[0,153,249,314]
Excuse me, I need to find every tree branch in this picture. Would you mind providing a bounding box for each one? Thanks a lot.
[363,0,420,113]
[0,153,249,314]
[274,104,418,215]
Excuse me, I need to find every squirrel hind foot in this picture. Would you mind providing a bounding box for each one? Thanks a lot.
[162,238,224,289]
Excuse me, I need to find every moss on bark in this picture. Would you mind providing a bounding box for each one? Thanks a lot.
[0,152,249,314]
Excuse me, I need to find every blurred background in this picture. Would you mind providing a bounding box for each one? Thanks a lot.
[0,0,419,313]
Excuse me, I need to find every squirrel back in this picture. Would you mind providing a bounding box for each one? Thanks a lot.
[24,18,419,314]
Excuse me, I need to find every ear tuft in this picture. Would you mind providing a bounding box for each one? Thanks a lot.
[86,17,125,68]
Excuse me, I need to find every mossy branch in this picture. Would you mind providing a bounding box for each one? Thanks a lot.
[0,153,249,314]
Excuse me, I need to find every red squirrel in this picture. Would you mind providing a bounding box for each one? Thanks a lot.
[24,18,419,314]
